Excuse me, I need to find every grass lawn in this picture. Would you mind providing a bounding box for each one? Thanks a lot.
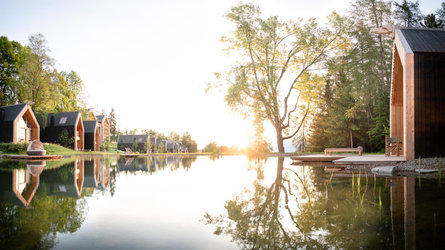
[0,142,117,156]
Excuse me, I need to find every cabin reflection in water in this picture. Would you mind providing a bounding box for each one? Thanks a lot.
[39,160,84,198]
[98,160,110,189]
[117,156,190,173]
[0,161,44,206]
[388,176,445,249]
[83,159,99,188]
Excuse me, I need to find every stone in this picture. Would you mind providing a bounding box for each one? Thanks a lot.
[371,166,396,175]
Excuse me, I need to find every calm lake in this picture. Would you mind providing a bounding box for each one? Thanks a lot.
[1,156,444,249]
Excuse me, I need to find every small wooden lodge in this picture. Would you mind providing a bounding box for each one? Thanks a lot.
[117,134,149,153]
[166,140,175,153]
[0,102,40,143]
[390,27,445,160]
[96,115,110,142]
[43,111,84,151]
[83,120,100,151]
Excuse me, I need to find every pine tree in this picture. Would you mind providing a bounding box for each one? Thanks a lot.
[109,108,117,139]
[393,0,422,27]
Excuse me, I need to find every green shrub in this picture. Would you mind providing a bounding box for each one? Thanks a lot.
[0,143,29,154]
[57,129,74,148]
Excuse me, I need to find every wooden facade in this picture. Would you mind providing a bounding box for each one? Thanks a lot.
[96,115,110,142]
[117,135,149,153]
[83,120,100,151]
[0,103,40,143]
[390,28,445,160]
[43,111,84,151]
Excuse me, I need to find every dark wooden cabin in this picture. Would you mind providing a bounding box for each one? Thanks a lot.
[43,111,84,151]
[96,115,110,142]
[0,102,40,143]
[83,120,100,151]
[390,27,445,159]
[117,135,149,153]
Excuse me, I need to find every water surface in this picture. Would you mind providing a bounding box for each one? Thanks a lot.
[0,156,444,249]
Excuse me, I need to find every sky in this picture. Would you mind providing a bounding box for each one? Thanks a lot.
[0,0,441,151]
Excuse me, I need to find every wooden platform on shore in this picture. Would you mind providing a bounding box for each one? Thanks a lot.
[292,154,405,165]
[119,154,140,158]
[333,155,405,165]
[4,154,63,160]
[291,154,349,162]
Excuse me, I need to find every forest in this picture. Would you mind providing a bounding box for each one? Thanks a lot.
[307,0,445,153]
[0,34,86,119]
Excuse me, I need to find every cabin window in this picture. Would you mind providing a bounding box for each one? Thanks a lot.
[17,117,30,142]
[59,117,67,124]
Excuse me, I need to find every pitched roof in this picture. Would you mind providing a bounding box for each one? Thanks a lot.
[96,115,107,122]
[117,135,149,144]
[47,112,81,127]
[83,120,97,133]
[0,103,28,121]
[399,28,445,53]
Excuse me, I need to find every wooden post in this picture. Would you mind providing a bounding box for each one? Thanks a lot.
[404,54,415,160]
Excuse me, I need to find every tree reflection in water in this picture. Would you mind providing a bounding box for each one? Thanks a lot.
[204,158,393,249]
[0,158,115,249]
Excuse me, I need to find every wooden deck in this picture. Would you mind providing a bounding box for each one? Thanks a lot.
[4,154,63,160]
[333,155,405,165]
[291,154,349,162]
[292,154,405,165]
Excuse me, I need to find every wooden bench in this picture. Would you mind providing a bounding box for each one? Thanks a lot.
[324,146,363,156]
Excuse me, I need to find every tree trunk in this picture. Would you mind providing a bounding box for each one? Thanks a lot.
[350,130,354,148]
[275,127,285,153]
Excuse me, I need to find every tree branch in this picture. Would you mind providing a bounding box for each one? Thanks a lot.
[282,104,310,140]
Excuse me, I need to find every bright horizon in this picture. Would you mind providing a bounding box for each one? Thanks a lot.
[0,0,439,150]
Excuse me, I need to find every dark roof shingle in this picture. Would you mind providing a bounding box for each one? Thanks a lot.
[0,103,27,121]
[118,135,149,144]
[47,112,81,127]
[83,120,97,133]
[400,28,445,53]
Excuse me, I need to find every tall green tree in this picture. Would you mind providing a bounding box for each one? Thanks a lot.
[181,132,198,153]
[168,132,180,141]
[436,2,445,23]
[420,13,444,28]
[393,0,422,27]
[309,0,393,152]
[212,4,349,152]
[0,36,24,106]
[18,34,54,112]
[202,141,219,153]
[109,107,117,138]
